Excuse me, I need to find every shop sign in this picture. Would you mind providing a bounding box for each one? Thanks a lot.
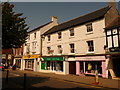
[23,55,40,59]
[43,57,64,61]
[2,54,6,59]
[75,56,106,61]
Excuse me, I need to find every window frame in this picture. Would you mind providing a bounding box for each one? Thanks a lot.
[58,32,62,39]
[87,40,94,52]
[86,23,93,32]
[69,28,74,36]
[69,43,75,53]
[47,35,51,41]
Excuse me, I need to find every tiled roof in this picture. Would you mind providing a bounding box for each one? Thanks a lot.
[43,6,110,35]
[105,16,120,30]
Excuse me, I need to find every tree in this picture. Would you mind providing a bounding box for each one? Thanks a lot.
[2,2,29,49]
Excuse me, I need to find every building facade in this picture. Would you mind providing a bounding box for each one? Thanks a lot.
[22,16,58,71]
[41,2,119,78]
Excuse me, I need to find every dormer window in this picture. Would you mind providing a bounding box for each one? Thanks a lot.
[86,23,93,32]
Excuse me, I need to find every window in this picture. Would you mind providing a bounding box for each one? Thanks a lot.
[86,23,93,32]
[28,35,30,40]
[58,45,62,54]
[26,44,30,54]
[58,32,61,39]
[70,28,74,36]
[69,43,75,53]
[34,33,36,39]
[47,47,51,54]
[32,42,37,52]
[48,35,50,41]
[87,40,94,52]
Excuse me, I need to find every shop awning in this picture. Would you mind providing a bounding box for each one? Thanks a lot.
[43,57,64,61]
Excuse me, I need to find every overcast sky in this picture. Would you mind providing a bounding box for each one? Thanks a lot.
[11,2,119,31]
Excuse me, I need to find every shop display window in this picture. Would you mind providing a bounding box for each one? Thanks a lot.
[85,61,102,74]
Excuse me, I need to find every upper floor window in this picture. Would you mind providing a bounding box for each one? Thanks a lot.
[34,33,36,39]
[58,45,62,54]
[58,32,62,39]
[69,28,74,36]
[32,42,37,52]
[48,35,50,41]
[86,23,93,32]
[87,40,94,52]
[28,35,30,41]
[26,44,30,54]
[69,43,75,53]
[47,47,51,54]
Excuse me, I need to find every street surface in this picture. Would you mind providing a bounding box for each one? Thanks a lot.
[1,70,118,90]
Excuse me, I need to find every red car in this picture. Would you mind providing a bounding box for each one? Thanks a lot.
[0,65,5,71]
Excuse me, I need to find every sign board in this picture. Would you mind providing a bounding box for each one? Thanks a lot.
[43,57,64,61]
[23,55,40,59]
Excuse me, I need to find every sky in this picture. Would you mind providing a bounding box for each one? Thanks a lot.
[11,2,119,31]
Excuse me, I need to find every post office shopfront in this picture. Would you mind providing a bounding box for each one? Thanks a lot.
[40,57,66,74]
[22,55,40,71]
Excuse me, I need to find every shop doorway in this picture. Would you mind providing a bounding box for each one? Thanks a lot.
[112,55,120,77]
[69,62,76,75]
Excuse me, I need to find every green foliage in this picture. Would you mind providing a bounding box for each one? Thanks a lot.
[2,2,29,49]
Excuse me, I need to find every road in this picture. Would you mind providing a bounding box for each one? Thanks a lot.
[2,70,115,90]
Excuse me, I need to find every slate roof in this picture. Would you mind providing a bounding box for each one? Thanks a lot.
[28,21,53,33]
[43,6,111,35]
[105,16,120,30]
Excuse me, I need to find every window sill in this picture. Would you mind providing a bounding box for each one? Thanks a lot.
[86,52,94,54]
[69,36,75,39]
[86,31,93,35]
[57,39,62,41]
[47,41,50,43]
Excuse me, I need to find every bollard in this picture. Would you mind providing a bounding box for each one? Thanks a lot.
[6,70,9,83]
[24,73,26,90]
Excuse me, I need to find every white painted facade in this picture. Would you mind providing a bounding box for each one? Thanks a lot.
[22,16,58,71]
[42,18,106,56]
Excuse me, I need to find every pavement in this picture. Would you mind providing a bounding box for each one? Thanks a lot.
[4,69,119,90]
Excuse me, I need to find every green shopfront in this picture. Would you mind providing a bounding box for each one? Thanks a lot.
[41,57,65,73]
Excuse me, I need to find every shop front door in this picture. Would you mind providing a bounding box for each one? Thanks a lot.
[112,56,120,77]
[69,62,76,74]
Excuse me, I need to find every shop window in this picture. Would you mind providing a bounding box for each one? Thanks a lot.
[85,61,102,74]
[46,61,50,70]
[87,40,94,52]
[86,23,93,32]
[69,43,75,53]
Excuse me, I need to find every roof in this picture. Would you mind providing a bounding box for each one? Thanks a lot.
[2,48,13,54]
[105,16,120,30]
[28,21,53,33]
[43,6,110,35]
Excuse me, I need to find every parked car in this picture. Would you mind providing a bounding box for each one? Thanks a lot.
[0,65,5,71]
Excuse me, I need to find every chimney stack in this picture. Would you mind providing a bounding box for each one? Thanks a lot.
[52,16,58,22]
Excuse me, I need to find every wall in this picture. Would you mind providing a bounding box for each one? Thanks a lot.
[42,18,106,56]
